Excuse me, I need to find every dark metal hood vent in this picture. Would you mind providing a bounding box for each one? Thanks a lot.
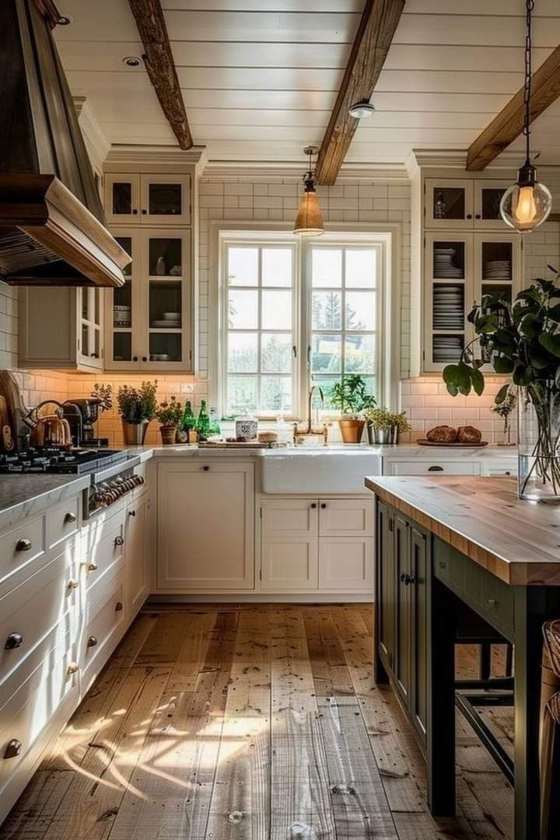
[0,0,129,287]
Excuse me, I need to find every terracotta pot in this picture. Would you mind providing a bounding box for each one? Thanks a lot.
[338,418,365,444]
[159,423,177,445]
[121,419,149,446]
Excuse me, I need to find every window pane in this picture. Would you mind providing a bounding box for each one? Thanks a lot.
[262,248,292,287]
[260,376,292,412]
[228,247,258,286]
[311,333,341,373]
[228,333,258,373]
[261,333,292,373]
[262,290,292,329]
[311,376,339,410]
[312,291,342,330]
[312,249,342,287]
[346,249,376,288]
[345,334,375,373]
[228,376,258,414]
[229,289,258,329]
[345,291,375,331]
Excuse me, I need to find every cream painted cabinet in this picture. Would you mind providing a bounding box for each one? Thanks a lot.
[157,461,255,591]
[425,179,510,230]
[125,490,151,617]
[259,497,373,594]
[105,173,190,227]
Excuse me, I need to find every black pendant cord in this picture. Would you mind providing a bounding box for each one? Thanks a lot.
[523,0,534,167]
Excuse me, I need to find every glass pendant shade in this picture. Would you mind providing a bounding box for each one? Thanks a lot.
[500,179,552,232]
[293,188,324,237]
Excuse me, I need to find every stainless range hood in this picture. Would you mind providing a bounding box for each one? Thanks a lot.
[0,0,129,287]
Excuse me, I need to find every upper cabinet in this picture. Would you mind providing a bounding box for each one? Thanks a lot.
[425,179,509,230]
[105,173,191,227]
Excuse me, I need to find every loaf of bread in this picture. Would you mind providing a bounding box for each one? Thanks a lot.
[457,425,482,444]
[426,425,457,443]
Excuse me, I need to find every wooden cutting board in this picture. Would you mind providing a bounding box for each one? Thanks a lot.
[0,370,28,448]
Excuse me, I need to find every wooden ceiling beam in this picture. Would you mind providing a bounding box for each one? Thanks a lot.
[128,0,193,150]
[466,45,560,171]
[315,0,404,186]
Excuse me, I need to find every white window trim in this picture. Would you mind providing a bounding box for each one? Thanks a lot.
[208,221,401,420]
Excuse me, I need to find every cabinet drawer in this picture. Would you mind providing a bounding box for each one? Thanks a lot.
[0,630,78,792]
[386,461,480,476]
[261,499,318,537]
[0,545,78,687]
[81,568,126,689]
[83,515,125,590]
[318,538,373,591]
[318,499,373,537]
[0,515,45,591]
[46,496,81,550]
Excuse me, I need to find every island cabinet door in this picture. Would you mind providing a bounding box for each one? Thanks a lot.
[157,461,255,591]
[376,502,396,671]
[394,513,412,704]
[410,525,430,742]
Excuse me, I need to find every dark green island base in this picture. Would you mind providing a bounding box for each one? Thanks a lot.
[366,474,560,840]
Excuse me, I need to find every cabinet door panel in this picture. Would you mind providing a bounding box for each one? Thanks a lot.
[386,461,480,476]
[318,537,373,592]
[157,462,254,590]
[105,174,140,225]
[261,499,318,536]
[376,502,395,670]
[411,525,429,740]
[261,537,318,591]
[425,179,473,229]
[318,499,373,537]
[141,174,190,226]
[394,514,411,703]
[125,493,151,616]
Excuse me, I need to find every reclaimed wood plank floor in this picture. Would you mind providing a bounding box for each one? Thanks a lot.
[0,605,514,840]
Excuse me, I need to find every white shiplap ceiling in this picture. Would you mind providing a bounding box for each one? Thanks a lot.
[54,0,560,167]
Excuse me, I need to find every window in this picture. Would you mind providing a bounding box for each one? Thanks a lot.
[221,234,386,418]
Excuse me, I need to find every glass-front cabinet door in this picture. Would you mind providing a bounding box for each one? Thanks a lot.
[106,232,141,370]
[424,233,471,371]
[425,179,474,229]
[474,232,522,323]
[141,174,190,226]
[105,175,141,225]
[78,287,104,370]
[473,180,509,228]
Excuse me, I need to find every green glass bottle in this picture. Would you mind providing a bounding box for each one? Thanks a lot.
[180,400,195,432]
[196,399,210,441]
[209,407,221,437]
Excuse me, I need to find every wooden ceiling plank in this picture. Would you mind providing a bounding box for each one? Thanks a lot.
[466,45,560,171]
[315,0,405,185]
[128,0,193,149]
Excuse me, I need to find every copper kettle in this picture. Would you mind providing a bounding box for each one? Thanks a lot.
[28,401,72,449]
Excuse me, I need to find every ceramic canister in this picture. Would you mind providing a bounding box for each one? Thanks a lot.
[235,415,258,441]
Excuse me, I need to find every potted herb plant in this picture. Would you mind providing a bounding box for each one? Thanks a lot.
[117,380,157,445]
[442,270,560,501]
[329,375,376,443]
[156,396,183,445]
[365,408,411,445]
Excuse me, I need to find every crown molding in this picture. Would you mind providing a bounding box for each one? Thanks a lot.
[73,97,110,174]
[200,160,409,183]
[104,145,207,170]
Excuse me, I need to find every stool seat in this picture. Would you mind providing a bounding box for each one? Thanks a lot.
[540,619,560,840]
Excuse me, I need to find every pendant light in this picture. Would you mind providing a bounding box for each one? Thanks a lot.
[500,0,552,232]
[293,145,324,237]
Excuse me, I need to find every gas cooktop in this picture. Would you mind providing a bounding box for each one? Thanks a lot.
[0,447,128,475]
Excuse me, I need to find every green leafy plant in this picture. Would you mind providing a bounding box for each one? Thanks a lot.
[156,396,183,426]
[329,375,376,417]
[364,407,411,432]
[442,269,560,494]
[117,381,158,423]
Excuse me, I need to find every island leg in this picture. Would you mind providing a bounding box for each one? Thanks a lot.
[427,576,456,816]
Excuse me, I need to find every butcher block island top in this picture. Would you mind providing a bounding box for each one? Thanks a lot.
[365,475,560,587]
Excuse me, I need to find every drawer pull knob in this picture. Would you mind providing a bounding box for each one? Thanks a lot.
[320,503,327,509]
[487,598,497,607]
[310,503,317,509]
[202,465,210,472]
[114,536,124,547]
[115,601,124,612]
[4,739,22,759]
[64,512,77,524]
[87,636,98,648]
[87,561,98,572]
[67,579,79,590]
[5,633,23,650]
[428,465,444,472]
[66,662,79,675]
[400,573,416,586]
[15,538,32,552]
[128,510,136,517]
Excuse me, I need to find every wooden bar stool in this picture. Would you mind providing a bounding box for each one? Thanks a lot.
[540,620,560,840]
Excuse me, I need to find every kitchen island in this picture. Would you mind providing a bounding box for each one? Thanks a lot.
[365,475,560,840]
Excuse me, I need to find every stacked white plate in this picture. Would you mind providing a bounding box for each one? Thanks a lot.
[433,334,463,362]
[433,284,464,330]
[434,247,463,278]
[485,259,511,280]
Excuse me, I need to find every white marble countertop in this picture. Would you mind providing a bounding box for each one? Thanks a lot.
[0,473,91,533]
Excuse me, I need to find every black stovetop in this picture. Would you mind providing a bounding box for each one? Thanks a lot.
[0,447,127,475]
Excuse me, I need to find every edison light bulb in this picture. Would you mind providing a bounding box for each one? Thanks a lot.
[500,177,552,233]
[514,186,538,226]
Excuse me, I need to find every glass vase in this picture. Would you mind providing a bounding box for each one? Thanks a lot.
[518,385,560,503]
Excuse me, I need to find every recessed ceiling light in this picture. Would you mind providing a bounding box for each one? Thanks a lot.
[123,56,143,68]
[349,99,375,119]
[57,15,72,25]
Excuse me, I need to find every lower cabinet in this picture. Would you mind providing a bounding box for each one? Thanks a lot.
[260,496,373,594]
[376,501,430,744]
[125,490,152,617]
[157,460,255,591]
